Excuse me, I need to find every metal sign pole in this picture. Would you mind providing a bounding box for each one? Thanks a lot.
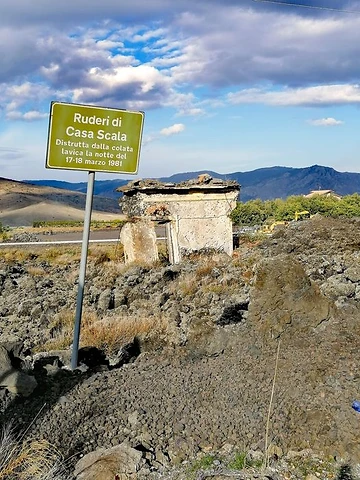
[71,171,95,370]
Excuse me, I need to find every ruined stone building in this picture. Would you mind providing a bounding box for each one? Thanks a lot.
[118,174,240,264]
[304,189,342,200]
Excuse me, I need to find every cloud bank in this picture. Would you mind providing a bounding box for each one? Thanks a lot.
[1,1,360,122]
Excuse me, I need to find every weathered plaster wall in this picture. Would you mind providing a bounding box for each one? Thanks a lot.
[138,191,238,258]
[119,220,158,264]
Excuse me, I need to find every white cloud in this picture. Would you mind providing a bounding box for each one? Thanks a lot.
[160,123,185,136]
[0,146,24,161]
[169,7,360,88]
[308,117,344,127]
[96,39,124,50]
[72,64,174,110]
[228,84,360,107]
[132,28,167,43]
[1,81,67,122]
[6,110,48,121]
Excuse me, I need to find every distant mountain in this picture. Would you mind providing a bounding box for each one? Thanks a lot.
[27,179,128,200]
[232,164,360,201]
[26,165,360,202]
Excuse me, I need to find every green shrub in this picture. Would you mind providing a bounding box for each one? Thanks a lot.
[231,193,360,226]
[32,219,126,229]
[189,454,217,474]
[228,452,247,470]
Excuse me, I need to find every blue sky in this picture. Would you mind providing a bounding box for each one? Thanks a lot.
[1,0,360,182]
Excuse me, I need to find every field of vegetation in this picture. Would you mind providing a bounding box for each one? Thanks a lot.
[230,193,360,225]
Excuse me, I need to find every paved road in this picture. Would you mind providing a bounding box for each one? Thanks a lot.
[39,226,166,242]
[0,227,167,247]
[37,229,123,242]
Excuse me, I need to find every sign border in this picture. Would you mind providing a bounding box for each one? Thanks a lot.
[45,101,144,175]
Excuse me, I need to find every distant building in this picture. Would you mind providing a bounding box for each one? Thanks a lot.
[304,189,342,200]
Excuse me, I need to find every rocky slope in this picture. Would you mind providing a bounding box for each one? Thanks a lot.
[1,216,360,479]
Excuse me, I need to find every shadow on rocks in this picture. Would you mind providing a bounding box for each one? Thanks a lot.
[0,339,141,443]
[336,464,354,480]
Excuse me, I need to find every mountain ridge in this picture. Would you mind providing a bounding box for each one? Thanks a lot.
[26,165,360,202]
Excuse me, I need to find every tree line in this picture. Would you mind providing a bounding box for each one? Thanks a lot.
[230,193,360,226]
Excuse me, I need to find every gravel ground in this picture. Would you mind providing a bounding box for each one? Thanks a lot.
[1,216,360,479]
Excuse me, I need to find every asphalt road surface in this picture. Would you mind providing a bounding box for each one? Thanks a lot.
[0,227,166,247]
[39,226,166,242]
[37,229,123,242]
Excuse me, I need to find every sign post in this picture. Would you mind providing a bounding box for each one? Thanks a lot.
[46,102,144,369]
[72,171,95,369]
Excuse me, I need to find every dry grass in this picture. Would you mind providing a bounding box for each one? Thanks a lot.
[39,308,167,356]
[88,244,124,263]
[173,256,247,297]
[202,283,225,295]
[46,249,82,265]
[195,259,216,279]
[65,269,79,285]
[48,244,125,267]
[80,314,167,355]
[26,266,48,277]
[232,251,260,269]
[0,244,124,267]
[241,269,254,284]
[38,309,93,351]
[172,272,198,297]
[0,249,33,263]
[0,423,67,480]
[92,260,128,288]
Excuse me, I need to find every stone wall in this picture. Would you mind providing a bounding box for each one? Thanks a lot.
[119,175,240,263]
[119,220,158,264]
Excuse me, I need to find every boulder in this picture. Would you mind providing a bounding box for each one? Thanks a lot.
[0,344,37,396]
[108,338,140,368]
[1,370,38,396]
[74,442,143,480]
[249,254,331,337]
[0,344,13,375]
[321,274,357,299]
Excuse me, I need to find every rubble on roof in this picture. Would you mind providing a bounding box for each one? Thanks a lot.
[118,174,239,193]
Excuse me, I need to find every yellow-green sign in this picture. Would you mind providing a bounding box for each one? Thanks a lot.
[46,102,144,174]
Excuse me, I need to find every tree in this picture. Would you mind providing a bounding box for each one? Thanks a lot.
[231,199,267,225]
[231,193,360,225]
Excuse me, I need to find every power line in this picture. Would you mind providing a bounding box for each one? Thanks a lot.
[252,0,360,14]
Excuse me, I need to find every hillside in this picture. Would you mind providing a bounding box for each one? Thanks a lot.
[1,217,360,479]
[29,178,128,199]
[26,165,360,201]
[0,177,122,226]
